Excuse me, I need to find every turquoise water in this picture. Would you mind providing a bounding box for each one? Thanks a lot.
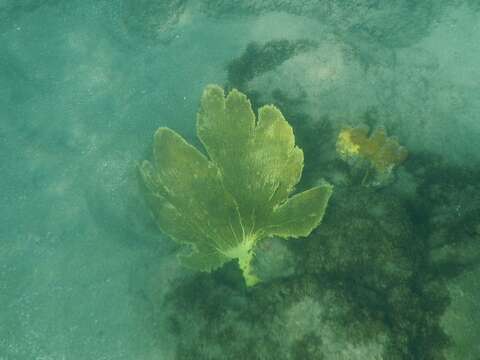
[1,1,480,359]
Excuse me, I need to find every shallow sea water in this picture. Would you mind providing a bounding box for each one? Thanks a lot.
[1,1,480,359]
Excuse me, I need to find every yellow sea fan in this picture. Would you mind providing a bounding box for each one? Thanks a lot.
[140,85,333,286]
[336,126,408,173]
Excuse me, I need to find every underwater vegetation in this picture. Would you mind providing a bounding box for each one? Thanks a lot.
[301,185,450,358]
[159,120,480,359]
[113,3,480,356]
[3,0,480,358]
[146,42,480,359]
[226,39,317,91]
[140,85,332,286]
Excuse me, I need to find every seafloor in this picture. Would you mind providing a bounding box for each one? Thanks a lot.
[1,1,479,359]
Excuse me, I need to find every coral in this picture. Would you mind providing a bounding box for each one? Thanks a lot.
[336,126,408,185]
[139,85,332,286]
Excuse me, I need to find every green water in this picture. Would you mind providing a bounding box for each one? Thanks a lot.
[1,1,480,359]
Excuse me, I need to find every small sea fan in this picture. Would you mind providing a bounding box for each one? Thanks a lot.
[336,125,408,185]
